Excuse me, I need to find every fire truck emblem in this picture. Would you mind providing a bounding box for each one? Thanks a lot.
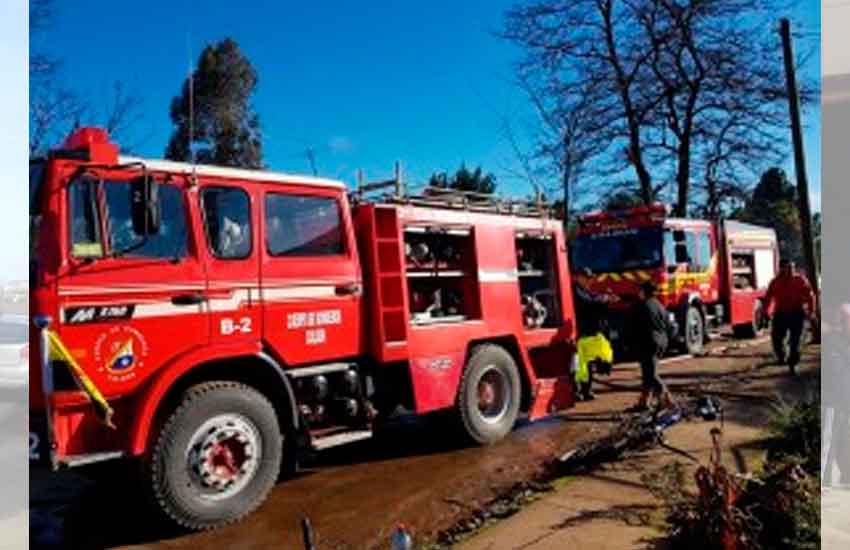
[108,339,135,371]
[94,326,150,382]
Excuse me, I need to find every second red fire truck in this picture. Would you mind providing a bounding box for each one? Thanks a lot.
[29,128,577,529]
[571,204,779,355]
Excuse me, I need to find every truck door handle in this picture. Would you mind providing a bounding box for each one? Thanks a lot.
[335,283,362,297]
[171,293,207,306]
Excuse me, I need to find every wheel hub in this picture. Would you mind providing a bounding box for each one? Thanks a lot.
[187,414,260,499]
[688,314,702,341]
[478,381,496,409]
[476,368,509,423]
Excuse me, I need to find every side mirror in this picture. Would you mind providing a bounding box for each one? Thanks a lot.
[131,175,161,236]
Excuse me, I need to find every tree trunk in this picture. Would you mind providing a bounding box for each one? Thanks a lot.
[631,139,654,205]
[675,137,690,217]
[674,94,698,217]
[562,156,571,229]
[599,0,653,205]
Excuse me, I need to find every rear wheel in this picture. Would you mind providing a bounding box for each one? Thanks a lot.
[683,306,705,355]
[146,381,283,530]
[455,345,521,445]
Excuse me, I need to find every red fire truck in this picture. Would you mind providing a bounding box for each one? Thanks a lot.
[29,128,576,529]
[571,204,779,355]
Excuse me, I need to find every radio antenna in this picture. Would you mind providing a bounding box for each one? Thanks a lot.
[187,32,197,184]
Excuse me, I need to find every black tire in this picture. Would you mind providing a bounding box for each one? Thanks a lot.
[455,344,521,445]
[146,381,283,530]
[683,306,705,355]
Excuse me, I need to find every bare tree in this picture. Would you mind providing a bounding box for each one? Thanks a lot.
[29,0,79,156]
[502,0,664,205]
[501,0,814,217]
[30,1,150,156]
[29,83,85,157]
[95,80,153,154]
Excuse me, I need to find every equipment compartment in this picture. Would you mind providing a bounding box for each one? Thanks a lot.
[730,251,756,290]
[515,233,562,329]
[404,225,480,324]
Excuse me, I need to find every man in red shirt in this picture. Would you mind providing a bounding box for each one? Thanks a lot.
[763,259,815,373]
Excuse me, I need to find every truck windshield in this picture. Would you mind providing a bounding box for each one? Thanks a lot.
[68,178,189,260]
[571,226,663,273]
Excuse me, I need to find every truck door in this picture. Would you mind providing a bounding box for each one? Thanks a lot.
[198,184,263,346]
[260,187,362,365]
[57,174,208,395]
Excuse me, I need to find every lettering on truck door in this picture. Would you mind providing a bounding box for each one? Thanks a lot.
[261,188,362,364]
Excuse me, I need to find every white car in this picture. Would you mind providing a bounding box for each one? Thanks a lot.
[0,315,27,390]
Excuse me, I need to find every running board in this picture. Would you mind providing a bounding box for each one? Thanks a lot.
[59,451,125,468]
[311,430,373,451]
[287,362,352,378]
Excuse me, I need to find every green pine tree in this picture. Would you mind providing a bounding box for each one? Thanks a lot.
[428,164,496,194]
[165,38,263,169]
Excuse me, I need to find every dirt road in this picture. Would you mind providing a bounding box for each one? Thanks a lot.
[30,335,809,549]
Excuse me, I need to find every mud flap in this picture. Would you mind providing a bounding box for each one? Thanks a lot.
[528,375,575,421]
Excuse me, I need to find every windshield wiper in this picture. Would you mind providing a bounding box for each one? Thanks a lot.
[111,237,148,258]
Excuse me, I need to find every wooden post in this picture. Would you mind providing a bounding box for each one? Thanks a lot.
[780,17,820,342]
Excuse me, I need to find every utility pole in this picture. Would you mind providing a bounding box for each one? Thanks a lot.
[779,17,820,342]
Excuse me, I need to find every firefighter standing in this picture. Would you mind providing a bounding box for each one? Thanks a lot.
[573,268,616,338]
[763,259,815,374]
[627,281,674,412]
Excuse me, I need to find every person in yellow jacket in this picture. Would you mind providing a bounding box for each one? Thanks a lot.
[574,319,613,401]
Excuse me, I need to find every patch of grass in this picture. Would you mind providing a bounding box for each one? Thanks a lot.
[765,389,820,476]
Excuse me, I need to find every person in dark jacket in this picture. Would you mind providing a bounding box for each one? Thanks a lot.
[573,268,616,338]
[627,281,674,412]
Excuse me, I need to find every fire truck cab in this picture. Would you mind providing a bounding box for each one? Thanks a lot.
[571,204,779,355]
[29,128,576,529]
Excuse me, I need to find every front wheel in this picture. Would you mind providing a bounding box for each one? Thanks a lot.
[455,344,521,445]
[683,306,705,355]
[146,381,283,530]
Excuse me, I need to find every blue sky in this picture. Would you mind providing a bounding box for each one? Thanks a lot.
[36,1,821,210]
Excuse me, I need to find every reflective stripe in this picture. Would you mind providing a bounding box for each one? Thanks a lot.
[477,269,518,283]
[207,288,258,312]
[135,302,204,318]
[59,283,205,296]
[262,286,338,301]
